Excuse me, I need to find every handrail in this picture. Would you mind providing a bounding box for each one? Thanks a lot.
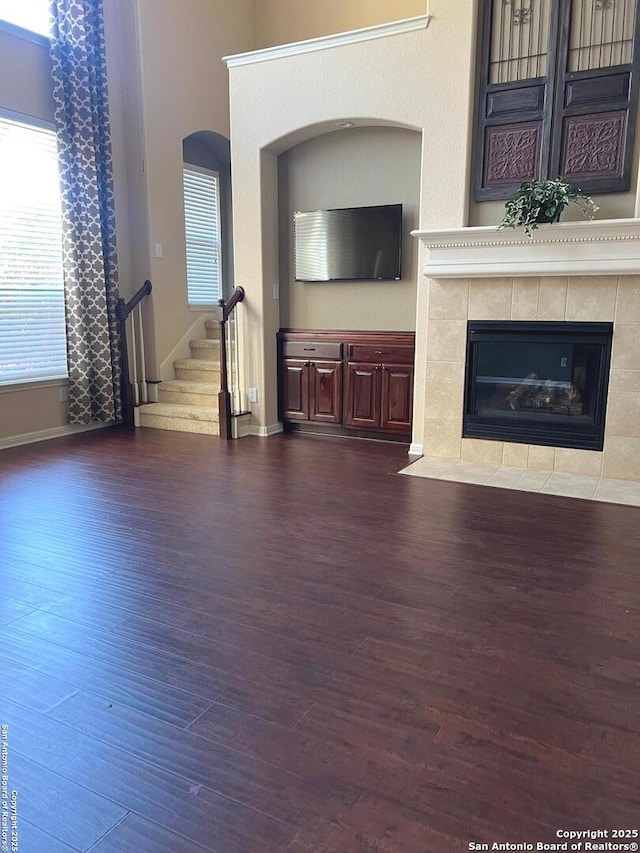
[220,285,245,323]
[217,285,245,440]
[116,279,152,321]
[116,280,153,429]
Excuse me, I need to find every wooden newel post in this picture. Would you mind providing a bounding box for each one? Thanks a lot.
[218,298,232,440]
[116,297,134,429]
[217,286,244,441]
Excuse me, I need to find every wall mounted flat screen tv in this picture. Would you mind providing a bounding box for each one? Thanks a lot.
[294,203,402,282]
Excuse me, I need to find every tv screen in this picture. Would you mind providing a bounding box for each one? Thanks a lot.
[294,203,402,282]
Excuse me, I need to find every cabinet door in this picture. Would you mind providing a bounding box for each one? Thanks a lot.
[309,361,342,424]
[381,363,413,433]
[345,362,380,429]
[282,360,309,421]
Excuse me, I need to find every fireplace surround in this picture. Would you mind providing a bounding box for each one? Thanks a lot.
[463,321,613,451]
[412,219,640,483]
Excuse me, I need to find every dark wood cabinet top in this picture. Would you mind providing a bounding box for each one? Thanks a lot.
[278,329,415,347]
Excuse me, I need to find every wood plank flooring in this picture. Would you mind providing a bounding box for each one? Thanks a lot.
[0,426,639,852]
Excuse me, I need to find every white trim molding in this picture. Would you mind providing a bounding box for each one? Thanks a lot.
[223,15,431,68]
[0,422,110,452]
[408,442,424,457]
[245,423,284,438]
[412,218,640,279]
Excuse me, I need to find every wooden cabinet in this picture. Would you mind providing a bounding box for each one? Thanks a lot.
[381,363,414,432]
[278,330,414,441]
[282,358,342,424]
[281,339,342,424]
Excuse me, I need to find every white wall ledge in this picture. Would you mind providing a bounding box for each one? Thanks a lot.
[223,15,431,68]
[412,218,640,278]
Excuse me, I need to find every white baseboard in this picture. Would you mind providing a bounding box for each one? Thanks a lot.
[233,413,252,439]
[408,442,424,457]
[0,421,112,451]
[244,422,284,438]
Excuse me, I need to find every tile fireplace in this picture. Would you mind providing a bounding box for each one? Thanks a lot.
[412,219,640,483]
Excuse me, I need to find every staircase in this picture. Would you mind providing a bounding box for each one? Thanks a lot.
[138,320,221,435]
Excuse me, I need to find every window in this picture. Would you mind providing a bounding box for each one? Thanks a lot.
[0,0,50,37]
[0,113,67,384]
[183,165,222,308]
[475,0,640,200]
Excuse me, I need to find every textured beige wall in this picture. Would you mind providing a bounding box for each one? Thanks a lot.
[257,0,426,47]
[278,126,421,331]
[0,385,69,440]
[125,0,256,377]
[228,0,477,429]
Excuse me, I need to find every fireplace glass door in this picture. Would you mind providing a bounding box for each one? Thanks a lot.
[463,322,613,450]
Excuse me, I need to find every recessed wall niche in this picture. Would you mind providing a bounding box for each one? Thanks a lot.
[277,125,422,332]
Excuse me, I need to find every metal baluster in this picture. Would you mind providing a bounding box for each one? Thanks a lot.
[497,0,505,83]
[517,0,524,79]
[577,0,585,71]
[537,0,545,77]
[527,0,535,77]
[507,0,514,80]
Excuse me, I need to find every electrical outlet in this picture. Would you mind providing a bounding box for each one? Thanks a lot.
[248,387,258,404]
[273,282,279,300]
[59,386,69,402]
[155,243,163,258]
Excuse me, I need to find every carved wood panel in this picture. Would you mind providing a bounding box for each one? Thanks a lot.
[561,111,626,180]
[484,122,542,187]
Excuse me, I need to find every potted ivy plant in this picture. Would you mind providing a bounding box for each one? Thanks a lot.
[499,178,598,237]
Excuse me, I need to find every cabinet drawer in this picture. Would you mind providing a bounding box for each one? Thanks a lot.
[283,341,342,360]
[347,344,413,364]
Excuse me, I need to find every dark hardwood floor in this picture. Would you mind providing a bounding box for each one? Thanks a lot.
[0,427,639,852]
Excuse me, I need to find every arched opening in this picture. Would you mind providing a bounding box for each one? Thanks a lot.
[276,124,423,332]
[182,130,234,303]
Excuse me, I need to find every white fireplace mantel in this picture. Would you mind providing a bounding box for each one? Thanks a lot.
[412,218,640,279]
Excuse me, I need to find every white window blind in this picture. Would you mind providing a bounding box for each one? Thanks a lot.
[0,0,50,36]
[0,114,67,385]
[183,165,222,307]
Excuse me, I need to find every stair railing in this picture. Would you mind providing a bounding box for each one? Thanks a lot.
[217,285,245,440]
[116,280,153,429]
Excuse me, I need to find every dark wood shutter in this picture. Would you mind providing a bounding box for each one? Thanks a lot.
[475,0,640,200]
[550,0,640,193]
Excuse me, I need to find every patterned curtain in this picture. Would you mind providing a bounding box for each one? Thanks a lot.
[49,0,121,423]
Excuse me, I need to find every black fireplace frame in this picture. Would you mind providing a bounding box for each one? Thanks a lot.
[463,321,613,451]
